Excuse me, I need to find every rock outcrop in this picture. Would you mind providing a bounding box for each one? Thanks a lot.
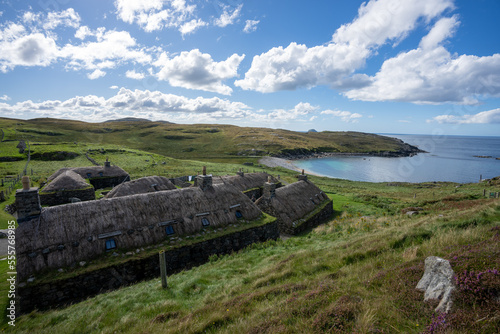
[416,256,455,313]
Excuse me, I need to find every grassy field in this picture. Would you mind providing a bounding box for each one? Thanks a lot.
[1,118,499,333]
[3,190,499,333]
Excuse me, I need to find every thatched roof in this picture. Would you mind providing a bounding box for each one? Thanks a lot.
[48,166,128,181]
[256,180,329,226]
[16,183,263,277]
[212,172,279,192]
[41,170,91,193]
[105,176,176,198]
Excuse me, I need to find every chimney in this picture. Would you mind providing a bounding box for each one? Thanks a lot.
[263,176,276,199]
[236,168,244,177]
[15,176,41,223]
[104,157,111,168]
[196,166,212,191]
[298,169,308,181]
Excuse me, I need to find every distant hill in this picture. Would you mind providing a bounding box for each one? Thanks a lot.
[0,117,423,161]
[104,117,174,124]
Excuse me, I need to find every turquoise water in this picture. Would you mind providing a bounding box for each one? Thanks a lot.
[293,134,500,183]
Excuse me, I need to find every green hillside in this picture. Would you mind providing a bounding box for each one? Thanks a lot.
[0,117,498,333]
[3,176,499,333]
[0,117,419,162]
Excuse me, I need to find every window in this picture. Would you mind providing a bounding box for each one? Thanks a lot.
[99,172,104,177]
[235,210,243,219]
[87,173,92,178]
[201,218,210,226]
[165,225,175,235]
[105,239,116,250]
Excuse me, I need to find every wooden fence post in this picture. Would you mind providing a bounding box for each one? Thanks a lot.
[159,250,168,288]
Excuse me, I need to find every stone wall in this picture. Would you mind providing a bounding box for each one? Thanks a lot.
[39,188,95,206]
[261,199,334,235]
[89,175,130,190]
[289,199,334,235]
[17,220,279,314]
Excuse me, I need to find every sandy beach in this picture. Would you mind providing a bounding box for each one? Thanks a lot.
[259,156,324,177]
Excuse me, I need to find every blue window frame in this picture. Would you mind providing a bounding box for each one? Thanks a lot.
[105,239,116,250]
[99,172,104,177]
[201,218,210,226]
[86,173,92,178]
[165,225,175,235]
[235,210,243,219]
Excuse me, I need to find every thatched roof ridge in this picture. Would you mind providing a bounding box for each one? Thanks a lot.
[16,183,263,276]
[41,170,90,192]
[213,172,278,192]
[105,176,176,198]
[48,165,128,181]
[258,180,328,225]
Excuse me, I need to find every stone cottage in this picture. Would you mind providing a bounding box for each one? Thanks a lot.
[212,172,281,200]
[104,176,176,199]
[39,170,95,206]
[15,172,264,280]
[256,174,333,235]
[47,161,130,190]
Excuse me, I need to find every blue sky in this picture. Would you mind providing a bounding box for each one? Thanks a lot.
[0,0,499,136]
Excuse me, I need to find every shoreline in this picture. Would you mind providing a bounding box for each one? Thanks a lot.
[259,157,324,177]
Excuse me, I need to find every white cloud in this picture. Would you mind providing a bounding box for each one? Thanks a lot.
[0,95,11,101]
[125,69,145,80]
[60,29,152,73]
[74,26,93,40]
[214,4,242,28]
[268,102,319,121]
[419,15,459,50]
[243,20,259,33]
[0,32,58,72]
[321,109,362,123]
[155,49,244,95]
[179,19,207,37]
[43,8,81,30]
[344,43,500,104]
[87,69,106,79]
[110,85,119,90]
[114,0,196,33]
[430,108,500,124]
[236,0,454,93]
[0,88,252,122]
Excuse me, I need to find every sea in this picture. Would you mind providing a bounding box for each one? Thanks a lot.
[292,134,500,183]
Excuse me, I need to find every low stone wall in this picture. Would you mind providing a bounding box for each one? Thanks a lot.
[39,188,95,206]
[17,220,279,314]
[243,187,262,201]
[90,176,130,190]
[280,199,334,235]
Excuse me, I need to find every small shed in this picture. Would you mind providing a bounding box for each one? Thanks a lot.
[39,170,95,206]
[105,176,177,198]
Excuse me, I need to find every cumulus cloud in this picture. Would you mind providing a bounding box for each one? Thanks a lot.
[60,29,152,73]
[0,88,252,122]
[430,108,500,124]
[214,4,242,28]
[0,32,58,72]
[43,8,81,30]
[155,49,244,95]
[344,17,500,104]
[74,26,93,40]
[114,0,196,33]
[179,18,207,37]
[236,0,453,93]
[243,20,259,33]
[267,102,319,121]
[0,95,10,101]
[125,69,145,79]
[110,85,119,90]
[321,109,362,123]
[87,69,106,79]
